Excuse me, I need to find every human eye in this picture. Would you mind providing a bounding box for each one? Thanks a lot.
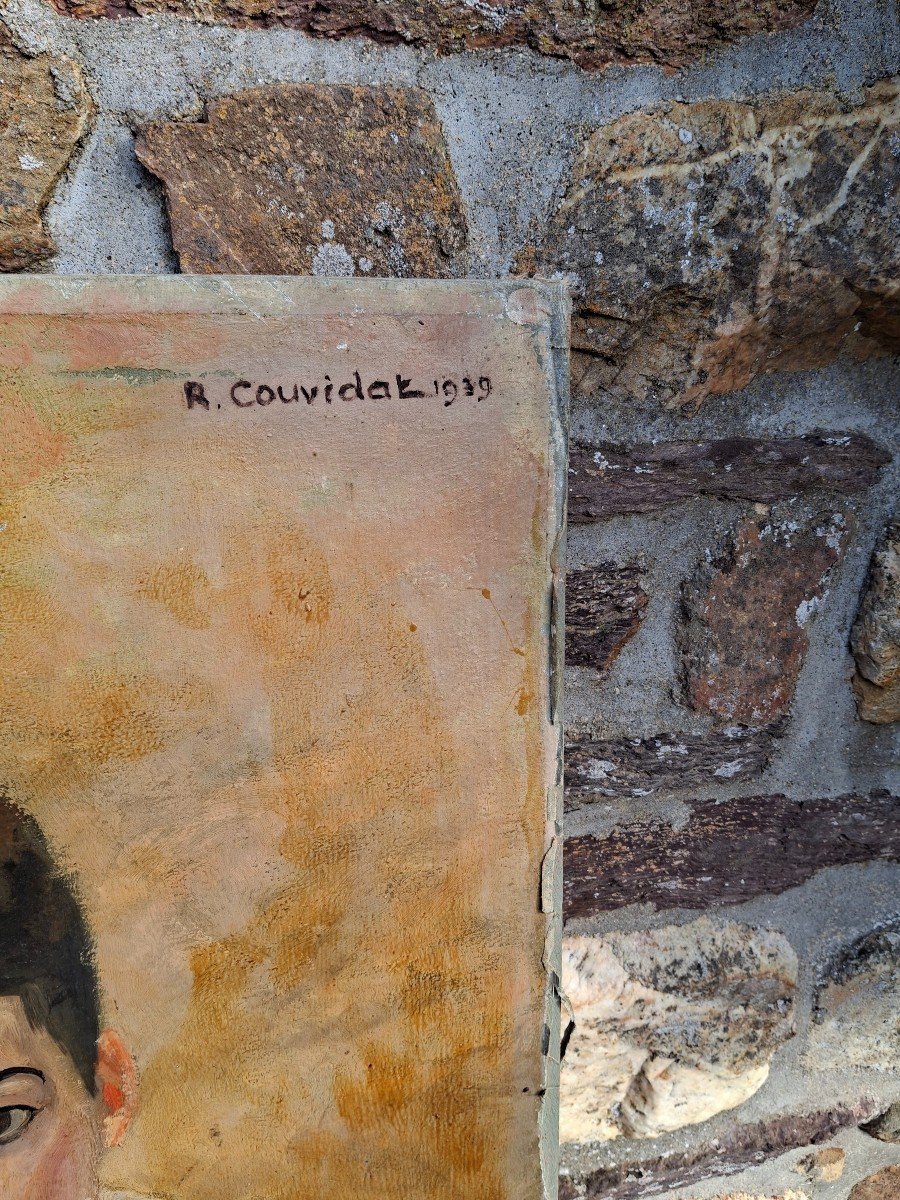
[0,1105,38,1145]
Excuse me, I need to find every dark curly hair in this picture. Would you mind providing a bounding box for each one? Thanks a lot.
[0,793,100,1093]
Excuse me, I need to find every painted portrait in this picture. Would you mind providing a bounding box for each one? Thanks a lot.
[0,797,136,1199]
[0,277,565,1200]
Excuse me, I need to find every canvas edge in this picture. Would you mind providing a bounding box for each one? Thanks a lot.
[534,278,570,1200]
[0,273,562,322]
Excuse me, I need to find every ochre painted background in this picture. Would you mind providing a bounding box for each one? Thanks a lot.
[0,283,559,1199]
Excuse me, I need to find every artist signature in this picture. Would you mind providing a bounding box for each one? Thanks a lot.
[184,372,493,411]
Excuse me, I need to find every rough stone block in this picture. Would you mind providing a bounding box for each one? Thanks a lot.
[48,0,816,72]
[807,922,900,1071]
[0,24,92,270]
[563,790,900,919]
[862,1100,900,1143]
[852,517,900,723]
[560,918,796,1144]
[679,509,853,724]
[565,563,648,672]
[849,1166,900,1200]
[564,724,780,808]
[136,85,468,277]
[524,82,900,408]
[567,435,890,522]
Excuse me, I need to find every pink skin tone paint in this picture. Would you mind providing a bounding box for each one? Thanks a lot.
[0,999,135,1200]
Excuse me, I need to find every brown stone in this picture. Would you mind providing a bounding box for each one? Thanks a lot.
[563,790,900,920]
[565,724,781,809]
[48,0,816,72]
[679,509,853,724]
[568,435,890,523]
[561,919,796,1144]
[558,1099,879,1200]
[854,675,900,724]
[806,922,900,1072]
[135,86,467,277]
[566,563,648,672]
[852,518,900,723]
[524,82,900,408]
[849,1166,900,1200]
[0,25,92,270]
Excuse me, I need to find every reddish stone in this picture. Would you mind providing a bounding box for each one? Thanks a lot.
[49,0,816,72]
[565,724,781,807]
[849,1166,900,1200]
[563,790,900,919]
[851,517,900,723]
[679,509,853,723]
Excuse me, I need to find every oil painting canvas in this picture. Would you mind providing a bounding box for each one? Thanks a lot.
[0,277,567,1200]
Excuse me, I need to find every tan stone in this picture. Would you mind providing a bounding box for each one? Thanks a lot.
[0,24,92,270]
[793,1146,846,1183]
[806,923,900,1071]
[852,518,900,723]
[48,0,816,73]
[135,85,467,277]
[523,81,900,408]
[695,1193,810,1200]
[560,918,796,1144]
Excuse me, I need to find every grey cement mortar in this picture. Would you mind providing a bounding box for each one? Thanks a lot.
[46,116,179,273]
[1,0,898,1192]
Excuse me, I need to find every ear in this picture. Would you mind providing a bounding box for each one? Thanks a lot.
[95,1029,138,1147]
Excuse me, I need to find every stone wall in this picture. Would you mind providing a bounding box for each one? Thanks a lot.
[1,0,897,1194]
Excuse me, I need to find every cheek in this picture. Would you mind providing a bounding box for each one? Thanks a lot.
[1,1109,101,1200]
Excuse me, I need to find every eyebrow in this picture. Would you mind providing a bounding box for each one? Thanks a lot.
[0,1068,44,1083]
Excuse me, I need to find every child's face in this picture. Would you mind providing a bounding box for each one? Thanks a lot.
[0,995,103,1200]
